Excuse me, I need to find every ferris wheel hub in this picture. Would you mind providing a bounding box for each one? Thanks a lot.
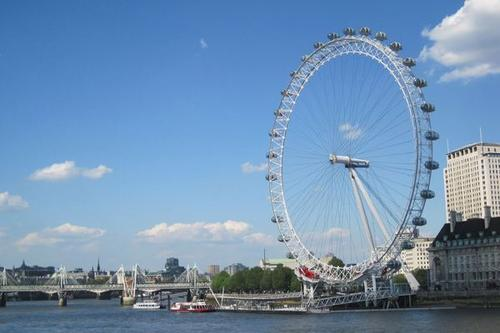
[329,154,370,168]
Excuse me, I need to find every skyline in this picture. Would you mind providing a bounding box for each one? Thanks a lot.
[1,0,500,270]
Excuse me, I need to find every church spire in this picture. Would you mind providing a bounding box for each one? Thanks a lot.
[97,257,100,273]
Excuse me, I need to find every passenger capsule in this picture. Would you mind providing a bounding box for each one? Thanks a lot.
[389,42,402,52]
[359,27,371,36]
[375,32,387,41]
[420,103,435,112]
[387,260,401,270]
[420,189,435,199]
[266,151,278,159]
[266,173,278,181]
[414,78,427,88]
[290,71,296,77]
[301,55,308,62]
[269,129,280,137]
[425,160,439,170]
[327,33,339,40]
[313,42,324,49]
[401,240,415,250]
[403,58,416,67]
[344,27,355,36]
[271,216,285,223]
[281,90,290,97]
[277,235,290,242]
[412,217,427,226]
[425,130,440,141]
[274,109,286,117]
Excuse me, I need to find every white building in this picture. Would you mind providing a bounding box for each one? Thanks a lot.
[400,237,433,270]
[444,142,500,220]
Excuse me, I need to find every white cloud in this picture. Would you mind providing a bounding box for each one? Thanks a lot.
[325,227,350,238]
[16,223,105,249]
[420,0,500,82]
[29,161,112,181]
[243,232,275,246]
[200,38,208,49]
[137,220,251,243]
[241,162,267,174]
[339,123,363,140]
[0,192,29,211]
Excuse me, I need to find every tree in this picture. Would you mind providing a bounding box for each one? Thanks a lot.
[260,269,273,291]
[211,271,230,292]
[412,269,429,290]
[246,267,263,292]
[272,265,288,291]
[289,274,302,292]
[227,271,246,292]
[328,256,345,267]
[392,273,407,284]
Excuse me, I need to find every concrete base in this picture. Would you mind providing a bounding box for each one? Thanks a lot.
[58,297,67,307]
[121,296,136,306]
[0,293,6,307]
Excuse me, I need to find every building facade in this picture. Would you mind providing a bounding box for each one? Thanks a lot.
[223,263,247,276]
[207,264,220,277]
[400,237,434,270]
[163,257,185,280]
[444,142,500,220]
[428,214,500,291]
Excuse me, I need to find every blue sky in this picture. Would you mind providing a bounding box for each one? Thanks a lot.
[1,0,500,272]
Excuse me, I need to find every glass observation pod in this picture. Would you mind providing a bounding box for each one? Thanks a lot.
[271,216,285,223]
[401,240,415,250]
[425,160,440,170]
[403,58,416,67]
[359,27,371,36]
[420,189,435,199]
[277,235,291,242]
[274,109,286,117]
[266,151,278,159]
[412,217,427,226]
[344,27,355,36]
[425,130,440,141]
[281,90,297,97]
[375,31,387,41]
[387,260,401,270]
[327,33,340,40]
[389,42,402,52]
[313,42,324,49]
[266,173,277,181]
[414,78,427,88]
[421,103,436,113]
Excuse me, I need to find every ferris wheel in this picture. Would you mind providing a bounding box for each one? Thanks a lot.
[266,27,439,285]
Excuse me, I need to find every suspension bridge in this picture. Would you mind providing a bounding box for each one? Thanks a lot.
[0,264,210,307]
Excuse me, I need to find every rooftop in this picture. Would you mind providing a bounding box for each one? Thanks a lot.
[431,217,500,247]
[447,142,500,156]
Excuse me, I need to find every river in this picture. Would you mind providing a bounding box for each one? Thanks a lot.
[1,299,499,332]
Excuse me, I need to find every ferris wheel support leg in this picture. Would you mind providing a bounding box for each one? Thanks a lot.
[351,169,390,241]
[349,169,377,256]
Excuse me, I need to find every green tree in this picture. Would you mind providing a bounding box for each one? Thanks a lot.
[289,274,302,291]
[227,270,246,292]
[260,269,273,291]
[246,267,263,292]
[211,271,230,292]
[328,256,345,267]
[392,274,407,284]
[412,269,429,290]
[272,265,288,291]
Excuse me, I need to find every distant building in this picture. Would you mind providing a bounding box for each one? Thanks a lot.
[163,257,185,279]
[259,255,331,271]
[400,236,434,270]
[224,263,247,276]
[444,142,500,220]
[429,210,500,291]
[10,261,55,284]
[207,264,220,277]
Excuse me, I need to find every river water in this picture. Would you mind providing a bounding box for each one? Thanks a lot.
[0,299,499,332]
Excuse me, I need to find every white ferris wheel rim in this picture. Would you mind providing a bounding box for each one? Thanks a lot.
[267,29,436,285]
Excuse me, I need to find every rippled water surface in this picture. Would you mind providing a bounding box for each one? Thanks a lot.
[1,299,499,332]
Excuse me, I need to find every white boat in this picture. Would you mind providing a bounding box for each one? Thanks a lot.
[133,300,164,310]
